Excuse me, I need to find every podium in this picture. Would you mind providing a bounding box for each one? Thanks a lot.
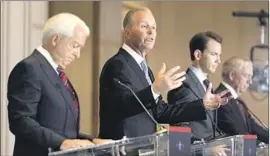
[49,126,191,156]
[256,144,269,156]
[49,132,168,156]
[49,131,266,156]
[191,135,258,156]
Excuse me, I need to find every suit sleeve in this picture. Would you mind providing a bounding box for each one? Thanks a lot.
[155,98,206,124]
[78,133,94,141]
[164,84,207,124]
[214,86,244,135]
[8,62,65,149]
[218,101,269,144]
[217,104,242,135]
[248,113,269,143]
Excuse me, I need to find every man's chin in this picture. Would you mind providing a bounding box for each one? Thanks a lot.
[208,69,216,74]
[142,46,154,53]
[144,42,155,48]
[146,45,154,50]
[63,62,72,68]
[211,67,218,72]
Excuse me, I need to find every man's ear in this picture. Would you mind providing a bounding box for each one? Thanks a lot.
[123,28,132,39]
[51,33,60,47]
[228,71,235,81]
[194,49,202,60]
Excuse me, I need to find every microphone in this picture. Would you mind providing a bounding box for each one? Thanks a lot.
[113,78,161,128]
[182,82,223,140]
[246,107,269,131]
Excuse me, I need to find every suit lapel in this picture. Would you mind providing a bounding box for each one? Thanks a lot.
[237,98,251,132]
[118,48,149,87]
[33,50,78,121]
[148,68,155,83]
[231,99,249,130]
[67,79,80,131]
[68,80,80,104]
[186,68,205,98]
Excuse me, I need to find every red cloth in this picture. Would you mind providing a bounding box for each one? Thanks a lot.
[57,67,79,109]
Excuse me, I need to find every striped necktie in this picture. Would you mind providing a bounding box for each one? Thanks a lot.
[57,67,79,109]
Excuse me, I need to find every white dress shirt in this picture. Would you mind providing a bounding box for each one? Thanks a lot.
[189,65,208,91]
[37,46,59,74]
[122,43,160,101]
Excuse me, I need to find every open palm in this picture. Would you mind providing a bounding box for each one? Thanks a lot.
[203,83,230,110]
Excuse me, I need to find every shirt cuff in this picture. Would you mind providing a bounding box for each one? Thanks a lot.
[151,85,160,101]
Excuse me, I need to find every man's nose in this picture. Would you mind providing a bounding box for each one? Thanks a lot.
[74,50,80,59]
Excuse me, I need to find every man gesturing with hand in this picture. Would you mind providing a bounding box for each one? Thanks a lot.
[153,63,186,96]
[99,8,211,140]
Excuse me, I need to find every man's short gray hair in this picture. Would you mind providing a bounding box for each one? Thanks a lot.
[222,56,253,80]
[41,13,90,44]
[123,7,152,29]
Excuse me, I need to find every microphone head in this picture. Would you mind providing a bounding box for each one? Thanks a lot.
[113,78,120,84]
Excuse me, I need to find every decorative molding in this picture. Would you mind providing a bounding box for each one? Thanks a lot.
[93,1,122,136]
[0,2,48,155]
[33,23,45,29]
[1,1,10,155]
[24,1,30,57]
[30,1,48,52]
[92,1,100,137]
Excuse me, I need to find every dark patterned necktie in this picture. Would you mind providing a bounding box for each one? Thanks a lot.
[57,67,79,109]
[236,98,246,122]
[203,79,213,93]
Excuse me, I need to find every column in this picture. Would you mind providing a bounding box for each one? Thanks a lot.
[0,1,48,155]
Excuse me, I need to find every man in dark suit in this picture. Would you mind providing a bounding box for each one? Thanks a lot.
[168,31,226,142]
[7,13,110,156]
[216,56,269,143]
[99,8,228,140]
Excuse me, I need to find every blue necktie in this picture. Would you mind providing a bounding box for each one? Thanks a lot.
[140,60,152,85]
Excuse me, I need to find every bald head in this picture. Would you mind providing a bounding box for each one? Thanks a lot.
[123,7,152,29]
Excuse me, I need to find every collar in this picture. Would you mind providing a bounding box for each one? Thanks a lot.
[221,81,238,99]
[36,46,58,74]
[122,43,145,66]
[189,65,208,89]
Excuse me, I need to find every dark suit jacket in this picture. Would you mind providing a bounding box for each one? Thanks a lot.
[216,83,269,143]
[7,50,92,156]
[168,68,218,141]
[99,48,207,140]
